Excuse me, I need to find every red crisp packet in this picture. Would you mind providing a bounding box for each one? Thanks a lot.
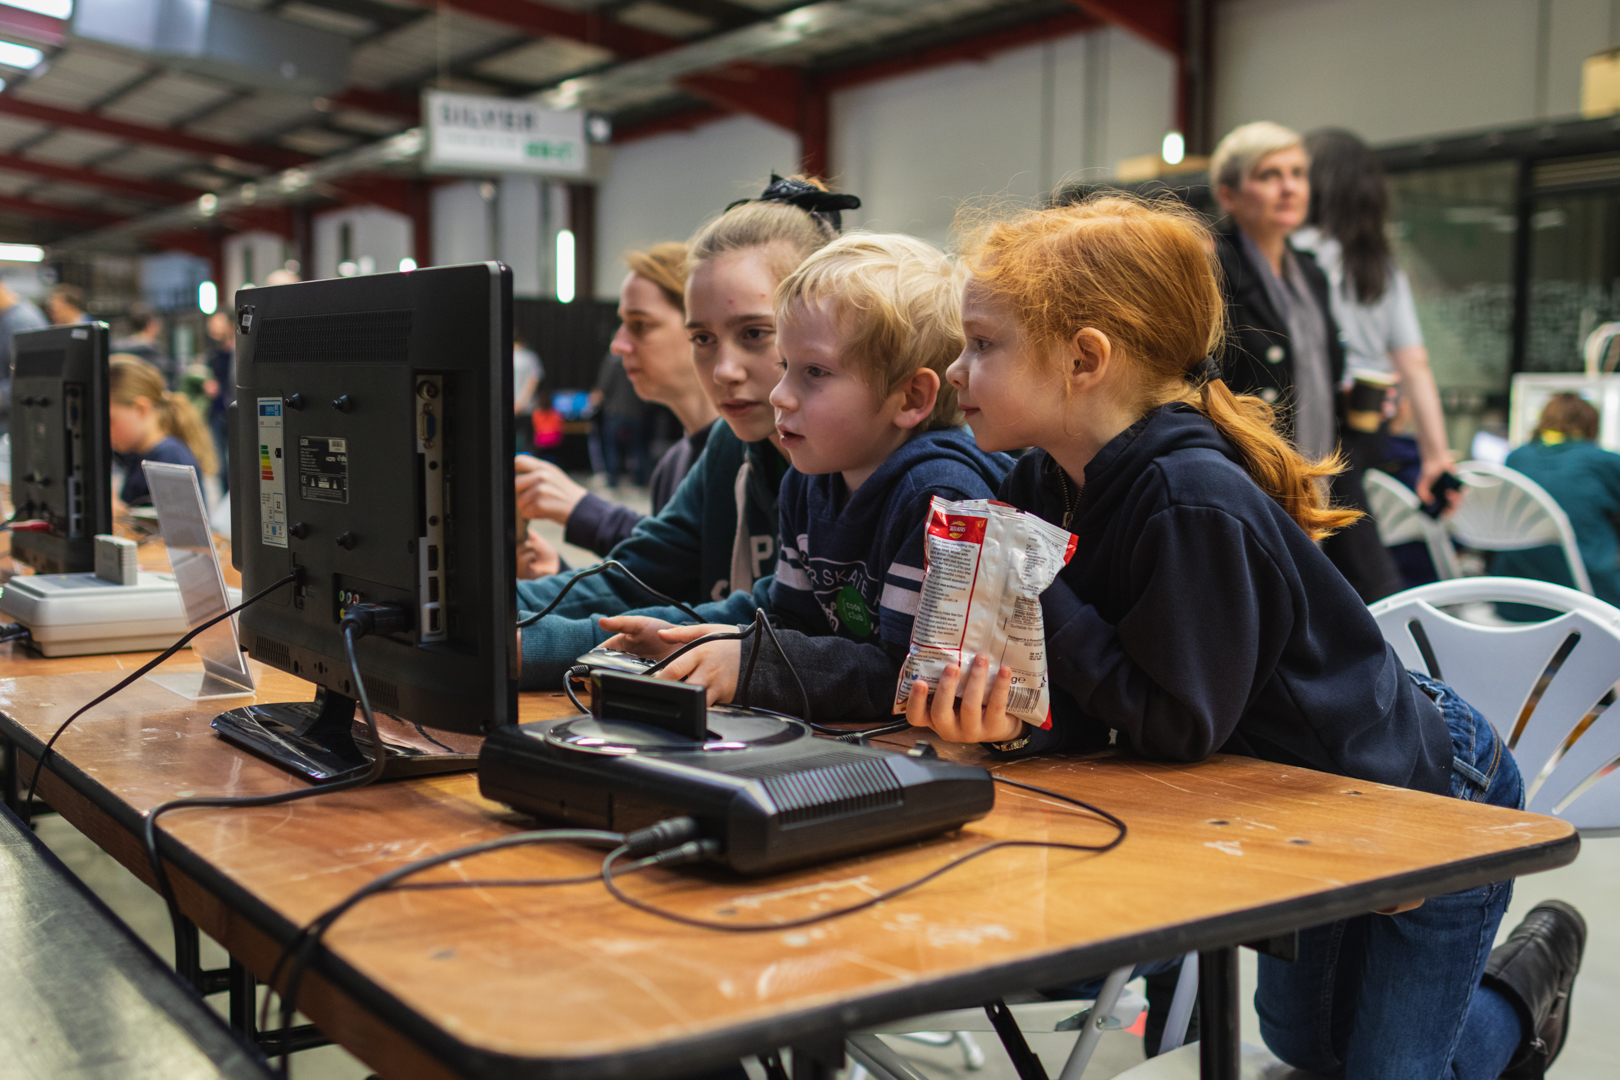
[894,497,1078,728]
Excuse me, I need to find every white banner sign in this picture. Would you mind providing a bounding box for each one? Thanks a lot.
[424,91,587,176]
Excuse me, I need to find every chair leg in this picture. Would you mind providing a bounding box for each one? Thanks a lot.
[846,1034,932,1080]
[954,1031,986,1070]
[1158,951,1199,1055]
[1057,964,1132,1080]
[892,1032,955,1048]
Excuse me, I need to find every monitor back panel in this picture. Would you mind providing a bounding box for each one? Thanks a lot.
[11,323,111,574]
[232,264,516,733]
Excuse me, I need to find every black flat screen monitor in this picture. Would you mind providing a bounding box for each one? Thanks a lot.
[220,263,517,783]
[9,322,112,574]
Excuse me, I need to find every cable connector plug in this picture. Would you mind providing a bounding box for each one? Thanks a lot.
[339,602,411,640]
[623,815,703,857]
[649,839,722,867]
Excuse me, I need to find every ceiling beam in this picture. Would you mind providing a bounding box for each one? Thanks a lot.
[0,192,120,227]
[420,0,680,59]
[612,102,732,143]
[1068,0,1180,54]
[818,9,1099,92]
[677,63,802,132]
[0,3,66,47]
[0,96,315,171]
[326,86,421,124]
[0,150,201,203]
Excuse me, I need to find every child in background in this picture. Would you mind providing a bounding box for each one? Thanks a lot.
[908,196,1583,1080]
[108,355,213,508]
[1496,393,1620,605]
[602,233,1011,720]
[515,176,856,690]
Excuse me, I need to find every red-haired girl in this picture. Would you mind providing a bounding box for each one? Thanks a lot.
[907,195,1582,1080]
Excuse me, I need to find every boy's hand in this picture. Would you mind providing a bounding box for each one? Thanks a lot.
[516,532,560,579]
[649,624,743,707]
[905,655,1022,743]
[515,455,588,524]
[598,615,679,658]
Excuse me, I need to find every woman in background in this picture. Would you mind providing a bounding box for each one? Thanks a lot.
[108,355,214,508]
[1294,128,1456,509]
[515,243,718,567]
[1495,393,1620,605]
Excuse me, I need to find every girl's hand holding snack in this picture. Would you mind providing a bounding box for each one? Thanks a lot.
[905,655,1022,743]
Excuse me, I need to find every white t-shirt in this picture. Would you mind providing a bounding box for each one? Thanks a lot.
[1292,226,1424,376]
[512,345,542,413]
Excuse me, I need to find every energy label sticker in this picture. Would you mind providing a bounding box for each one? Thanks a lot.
[257,397,287,548]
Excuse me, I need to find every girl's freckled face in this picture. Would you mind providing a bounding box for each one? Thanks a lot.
[946,280,1068,454]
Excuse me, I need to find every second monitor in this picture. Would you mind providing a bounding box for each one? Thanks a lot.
[9,322,112,574]
[221,262,517,782]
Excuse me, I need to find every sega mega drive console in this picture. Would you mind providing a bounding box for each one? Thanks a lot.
[0,569,241,657]
[478,670,994,875]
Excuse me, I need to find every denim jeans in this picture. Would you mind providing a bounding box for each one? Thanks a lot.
[1255,672,1525,1080]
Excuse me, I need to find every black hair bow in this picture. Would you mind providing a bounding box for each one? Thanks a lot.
[727,173,861,232]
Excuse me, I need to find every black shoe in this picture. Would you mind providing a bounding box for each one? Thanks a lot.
[1483,900,1586,1080]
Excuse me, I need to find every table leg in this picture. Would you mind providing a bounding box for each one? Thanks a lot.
[1,732,16,815]
[229,958,257,1037]
[1198,946,1240,1080]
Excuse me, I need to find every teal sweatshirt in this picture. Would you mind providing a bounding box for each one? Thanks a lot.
[517,419,787,688]
[1495,438,1620,606]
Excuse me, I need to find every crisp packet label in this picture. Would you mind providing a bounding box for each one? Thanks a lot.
[894,497,1077,728]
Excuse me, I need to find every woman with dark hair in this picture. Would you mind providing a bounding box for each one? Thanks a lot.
[1496,393,1620,604]
[1294,128,1455,510]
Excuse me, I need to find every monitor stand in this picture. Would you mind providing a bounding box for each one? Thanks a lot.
[211,687,480,785]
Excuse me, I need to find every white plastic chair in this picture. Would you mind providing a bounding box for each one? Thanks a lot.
[1362,468,1461,580]
[847,955,1198,1080]
[1370,576,1620,834]
[1446,461,1592,594]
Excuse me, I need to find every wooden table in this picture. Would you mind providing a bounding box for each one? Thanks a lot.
[0,657,1579,1080]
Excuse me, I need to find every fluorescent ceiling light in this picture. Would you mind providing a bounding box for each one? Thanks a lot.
[1162,131,1185,166]
[0,40,46,70]
[0,243,44,261]
[4,0,72,17]
[198,280,217,315]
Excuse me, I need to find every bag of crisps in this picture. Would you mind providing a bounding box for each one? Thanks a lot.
[894,497,1077,728]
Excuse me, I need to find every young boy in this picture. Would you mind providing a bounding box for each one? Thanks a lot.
[602,234,1011,720]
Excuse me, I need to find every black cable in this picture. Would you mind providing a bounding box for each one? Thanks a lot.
[598,775,1126,932]
[517,559,702,628]
[142,619,390,1008]
[563,664,590,713]
[262,828,644,1074]
[21,570,300,826]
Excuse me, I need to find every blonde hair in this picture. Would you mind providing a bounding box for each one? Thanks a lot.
[687,176,840,280]
[109,356,218,477]
[623,242,687,310]
[1211,121,1306,191]
[958,194,1359,541]
[775,233,964,431]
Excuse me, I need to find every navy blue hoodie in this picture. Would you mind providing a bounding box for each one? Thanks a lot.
[1001,404,1452,795]
[736,427,1013,720]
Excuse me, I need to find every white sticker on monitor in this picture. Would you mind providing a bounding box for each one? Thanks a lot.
[257,396,288,548]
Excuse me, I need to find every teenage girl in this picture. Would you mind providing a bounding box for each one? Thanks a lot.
[515,175,859,690]
[108,355,215,508]
[907,196,1583,1080]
